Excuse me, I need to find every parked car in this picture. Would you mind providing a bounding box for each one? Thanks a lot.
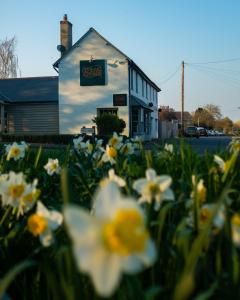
[197,127,208,136]
[184,126,199,138]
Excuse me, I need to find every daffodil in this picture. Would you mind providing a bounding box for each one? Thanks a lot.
[73,136,85,151]
[214,155,230,173]
[120,142,135,155]
[231,214,240,247]
[108,132,123,149]
[164,143,173,153]
[5,142,28,161]
[28,201,63,247]
[100,169,126,188]
[64,183,156,297]
[101,145,118,165]
[191,175,207,204]
[187,204,225,231]
[0,172,40,216]
[44,158,61,175]
[133,168,174,210]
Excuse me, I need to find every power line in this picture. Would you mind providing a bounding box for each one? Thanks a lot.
[159,64,181,85]
[186,57,240,65]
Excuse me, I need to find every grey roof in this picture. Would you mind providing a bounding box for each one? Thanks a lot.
[53,27,161,92]
[0,76,58,103]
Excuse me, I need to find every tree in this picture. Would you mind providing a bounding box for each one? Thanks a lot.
[215,117,233,133]
[0,36,20,78]
[204,104,222,120]
[93,114,126,136]
[193,107,215,128]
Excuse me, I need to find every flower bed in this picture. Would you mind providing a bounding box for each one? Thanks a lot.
[0,135,240,300]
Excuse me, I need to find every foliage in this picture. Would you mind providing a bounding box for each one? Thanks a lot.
[93,113,126,135]
[193,107,215,128]
[0,136,240,300]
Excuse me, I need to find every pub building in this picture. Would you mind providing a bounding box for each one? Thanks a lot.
[0,15,161,140]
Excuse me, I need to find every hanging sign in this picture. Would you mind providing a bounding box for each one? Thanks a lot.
[113,94,127,106]
[80,60,106,86]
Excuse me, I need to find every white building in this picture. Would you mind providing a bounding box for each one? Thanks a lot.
[53,15,161,140]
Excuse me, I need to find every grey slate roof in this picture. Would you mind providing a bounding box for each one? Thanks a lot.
[0,76,58,103]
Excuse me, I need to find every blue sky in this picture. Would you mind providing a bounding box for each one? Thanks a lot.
[1,0,240,121]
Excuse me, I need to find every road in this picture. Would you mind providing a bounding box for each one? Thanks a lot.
[179,136,233,154]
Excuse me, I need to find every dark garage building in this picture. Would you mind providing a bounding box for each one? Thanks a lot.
[0,76,59,134]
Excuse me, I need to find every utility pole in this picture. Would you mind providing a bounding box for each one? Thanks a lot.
[181,61,185,135]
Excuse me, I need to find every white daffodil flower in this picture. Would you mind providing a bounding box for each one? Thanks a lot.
[214,155,228,173]
[187,203,225,231]
[64,183,156,298]
[28,201,63,247]
[231,214,240,248]
[73,136,85,151]
[5,142,28,161]
[108,132,123,149]
[0,172,40,216]
[120,142,135,155]
[133,168,174,210]
[101,145,118,165]
[164,143,173,153]
[44,158,61,176]
[100,169,126,188]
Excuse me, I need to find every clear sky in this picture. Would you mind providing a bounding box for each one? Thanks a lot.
[1,0,240,121]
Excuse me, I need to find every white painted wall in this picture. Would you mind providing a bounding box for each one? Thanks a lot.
[58,30,129,135]
[130,67,159,139]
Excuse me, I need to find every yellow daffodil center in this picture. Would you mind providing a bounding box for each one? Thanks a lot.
[122,145,129,154]
[199,208,212,224]
[22,189,41,203]
[50,163,58,171]
[108,147,117,158]
[103,209,148,256]
[28,214,48,236]
[110,137,118,147]
[232,214,240,227]
[8,184,25,198]
[147,182,160,195]
[197,184,207,203]
[87,143,93,153]
[10,147,21,157]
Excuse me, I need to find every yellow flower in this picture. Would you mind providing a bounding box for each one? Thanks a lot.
[28,214,48,236]
[0,172,40,217]
[5,142,28,161]
[64,182,156,297]
[44,158,61,175]
[28,201,63,246]
[191,176,207,203]
[133,168,174,210]
[108,132,123,149]
[101,146,118,165]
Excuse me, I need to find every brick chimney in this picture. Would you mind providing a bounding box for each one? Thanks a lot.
[60,14,72,56]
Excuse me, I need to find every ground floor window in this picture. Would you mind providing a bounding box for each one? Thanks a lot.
[97,108,118,116]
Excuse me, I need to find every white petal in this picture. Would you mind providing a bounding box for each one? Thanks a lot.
[89,249,122,297]
[157,176,172,191]
[162,188,175,201]
[138,240,157,267]
[93,182,121,219]
[146,169,157,181]
[37,201,50,217]
[133,179,148,193]
[64,205,101,245]
[48,210,63,230]
[40,229,53,247]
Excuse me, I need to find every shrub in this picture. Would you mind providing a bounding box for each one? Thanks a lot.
[92,113,126,136]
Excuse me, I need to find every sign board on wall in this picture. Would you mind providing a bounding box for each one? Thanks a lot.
[80,60,106,86]
[113,94,127,106]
